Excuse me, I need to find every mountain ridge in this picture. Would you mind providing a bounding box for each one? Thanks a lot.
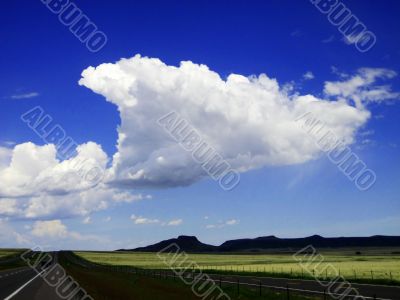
[117,235,400,253]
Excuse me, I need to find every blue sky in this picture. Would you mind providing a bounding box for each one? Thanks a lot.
[0,0,399,250]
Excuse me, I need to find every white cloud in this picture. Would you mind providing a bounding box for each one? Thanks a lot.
[79,55,385,189]
[32,220,68,238]
[31,219,106,244]
[0,217,108,250]
[0,199,21,216]
[0,142,152,220]
[206,219,239,229]
[225,219,239,226]
[322,35,334,44]
[303,71,315,80]
[130,214,182,226]
[103,216,111,222]
[359,130,374,137]
[10,92,39,99]
[166,219,183,226]
[0,142,108,198]
[112,192,151,203]
[130,214,159,225]
[1,141,16,147]
[324,68,399,107]
[0,185,108,219]
[0,146,13,170]
[0,218,31,246]
[82,216,91,224]
[1,55,398,226]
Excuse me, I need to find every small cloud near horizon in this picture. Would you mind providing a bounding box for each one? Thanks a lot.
[322,35,335,43]
[206,219,240,229]
[10,92,39,99]
[303,71,315,80]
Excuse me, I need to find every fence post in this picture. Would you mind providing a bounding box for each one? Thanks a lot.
[324,288,326,300]
[237,278,239,295]
[259,280,262,296]
[286,285,290,300]
[390,272,393,281]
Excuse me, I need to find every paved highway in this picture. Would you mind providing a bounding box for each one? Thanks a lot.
[0,253,64,300]
[0,266,64,299]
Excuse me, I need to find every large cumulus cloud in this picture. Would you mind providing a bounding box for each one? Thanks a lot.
[0,54,397,220]
[79,55,377,188]
[0,142,147,219]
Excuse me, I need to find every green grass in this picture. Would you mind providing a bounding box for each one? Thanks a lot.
[0,249,24,259]
[75,248,400,284]
[0,249,27,271]
[0,249,26,271]
[60,253,318,300]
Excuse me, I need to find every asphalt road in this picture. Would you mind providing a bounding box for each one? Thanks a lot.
[0,253,65,300]
[0,266,64,300]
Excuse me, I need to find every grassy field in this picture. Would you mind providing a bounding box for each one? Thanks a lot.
[0,249,27,271]
[0,249,23,259]
[61,253,318,300]
[75,248,400,283]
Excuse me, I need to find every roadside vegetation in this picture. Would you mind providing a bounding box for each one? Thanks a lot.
[60,252,319,300]
[0,249,27,271]
[75,248,400,285]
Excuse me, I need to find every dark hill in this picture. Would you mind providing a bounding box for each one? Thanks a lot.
[118,235,400,253]
[218,235,400,252]
[120,235,217,252]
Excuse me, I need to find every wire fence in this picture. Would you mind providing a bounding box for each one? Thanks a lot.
[189,265,400,282]
[62,252,397,300]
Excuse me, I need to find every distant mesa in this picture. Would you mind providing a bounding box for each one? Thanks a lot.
[119,235,217,253]
[117,235,400,253]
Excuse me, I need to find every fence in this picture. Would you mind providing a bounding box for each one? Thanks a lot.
[61,252,396,300]
[190,265,400,282]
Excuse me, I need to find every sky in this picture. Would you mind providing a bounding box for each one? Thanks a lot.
[0,0,400,250]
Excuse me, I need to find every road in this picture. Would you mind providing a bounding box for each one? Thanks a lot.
[0,253,65,300]
[0,266,65,300]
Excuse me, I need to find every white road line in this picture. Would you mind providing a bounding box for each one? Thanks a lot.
[4,271,44,300]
